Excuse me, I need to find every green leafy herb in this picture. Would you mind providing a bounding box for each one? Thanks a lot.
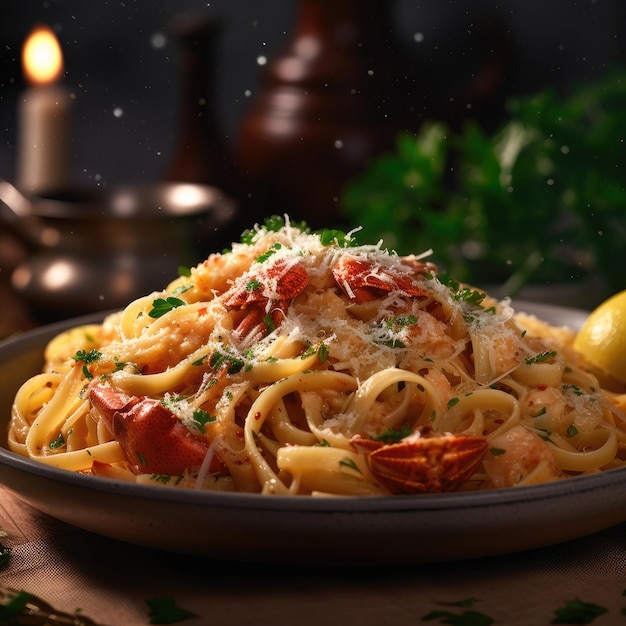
[255,243,282,263]
[263,313,276,333]
[49,433,65,450]
[489,448,506,456]
[339,458,362,474]
[0,590,32,622]
[373,423,412,444]
[177,266,192,277]
[567,424,579,437]
[246,279,262,292]
[151,474,172,484]
[192,409,216,431]
[341,68,626,295]
[525,351,557,365]
[317,343,330,363]
[563,384,584,396]
[318,228,359,247]
[73,349,102,364]
[148,296,186,318]
[551,598,607,624]
[146,596,197,624]
[210,351,245,375]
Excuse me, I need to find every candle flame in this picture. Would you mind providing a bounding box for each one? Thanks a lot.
[22,25,64,86]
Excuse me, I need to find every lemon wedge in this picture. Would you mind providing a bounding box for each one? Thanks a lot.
[573,290,626,385]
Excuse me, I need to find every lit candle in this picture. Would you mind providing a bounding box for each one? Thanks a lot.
[16,25,72,195]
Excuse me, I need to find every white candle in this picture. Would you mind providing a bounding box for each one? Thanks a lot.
[16,25,72,195]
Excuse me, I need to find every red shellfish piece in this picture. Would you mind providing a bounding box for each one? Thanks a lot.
[89,383,225,477]
[351,433,488,494]
[222,259,309,309]
[332,256,427,303]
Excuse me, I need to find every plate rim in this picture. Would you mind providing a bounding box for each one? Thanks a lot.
[0,299,614,514]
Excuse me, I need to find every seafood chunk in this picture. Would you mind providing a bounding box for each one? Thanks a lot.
[351,428,488,494]
[89,383,226,477]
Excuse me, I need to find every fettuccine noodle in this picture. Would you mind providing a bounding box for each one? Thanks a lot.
[8,217,626,495]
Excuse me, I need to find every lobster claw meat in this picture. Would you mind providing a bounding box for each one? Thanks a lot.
[89,383,227,477]
[222,259,309,341]
[332,255,428,303]
[351,429,488,494]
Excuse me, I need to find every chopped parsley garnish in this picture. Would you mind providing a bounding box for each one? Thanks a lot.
[246,279,262,292]
[567,424,579,437]
[447,397,460,409]
[317,343,330,363]
[177,265,192,277]
[255,243,282,263]
[192,408,216,431]
[318,228,359,247]
[489,448,506,456]
[172,283,193,295]
[373,423,412,444]
[551,598,607,624]
[452,287,487,307]
[73,349,102,364]
[0,590,32,622]
[525,350,557,365]
[241,215,310,244]
[563,384,584,396]
[263,313,276,332]
[145,596,198,624]
[339,458,362,474]
[151,474,172,484]
[148,296,186,318]
[49,433,65,450]
[210,350,245,375]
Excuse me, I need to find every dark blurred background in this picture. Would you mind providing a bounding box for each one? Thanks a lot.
[1,0,625,332]
[1,0,624,189]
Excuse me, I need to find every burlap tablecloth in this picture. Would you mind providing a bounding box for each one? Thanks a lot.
[1,485,626,625]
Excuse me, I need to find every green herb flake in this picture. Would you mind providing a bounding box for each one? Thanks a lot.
[373,423,412,444]
[447,397,460,409]
[172,283,193,296]
[151,474,172,484]
[177,266,192,277]
[317,343,330,363]
[49,433,65,450]
[0,590,33,622]
[263,314,276,333]
[255,243,282,263]
[146,596,198,624]
[148,296,186,318]
[551,598,607,624]
[525,350,558,365]
[73,349,102,364]
[339,458,362,474]
[489,448,506,456]
[567,424,579,437]
[563,383,584,396]
[318,228,359,247]
[192,408,216,431]
[246,279,262,292]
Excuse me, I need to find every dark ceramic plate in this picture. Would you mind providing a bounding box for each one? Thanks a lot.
[2,303,626,564]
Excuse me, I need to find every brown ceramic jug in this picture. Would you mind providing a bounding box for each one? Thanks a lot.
[234,0,418,230]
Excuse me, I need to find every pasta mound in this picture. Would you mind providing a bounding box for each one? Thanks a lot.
[8,217,626,496]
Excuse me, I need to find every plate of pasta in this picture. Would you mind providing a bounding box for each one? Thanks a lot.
[2,216,626,564]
